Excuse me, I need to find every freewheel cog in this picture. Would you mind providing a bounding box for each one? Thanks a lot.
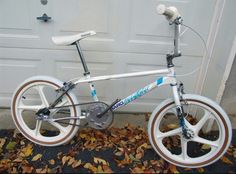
[86,102,114,129]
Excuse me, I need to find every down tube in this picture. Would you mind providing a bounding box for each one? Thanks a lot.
[111,77,165,111]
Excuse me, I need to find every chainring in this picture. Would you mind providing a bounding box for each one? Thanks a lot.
[86,102,114,129]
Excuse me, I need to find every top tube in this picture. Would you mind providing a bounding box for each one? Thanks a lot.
[74,68,170,85]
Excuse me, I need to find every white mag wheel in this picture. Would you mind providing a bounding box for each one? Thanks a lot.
[148,94,232,168]
[11,76,80,146]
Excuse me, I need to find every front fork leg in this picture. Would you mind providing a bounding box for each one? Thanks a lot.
[172,83,193,139]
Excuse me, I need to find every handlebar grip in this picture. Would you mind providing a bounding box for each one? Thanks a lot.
[157,4,180,22]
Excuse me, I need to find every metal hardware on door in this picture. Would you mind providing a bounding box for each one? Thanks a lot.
[40,0,48,5]
[36,13,51,22]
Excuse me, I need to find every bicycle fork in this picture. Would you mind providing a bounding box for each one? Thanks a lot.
[172,82,194,139]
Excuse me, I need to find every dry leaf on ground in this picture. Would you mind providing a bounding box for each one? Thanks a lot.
[20,144,33,157]
[221,156,233,165]
[32,154,42,161]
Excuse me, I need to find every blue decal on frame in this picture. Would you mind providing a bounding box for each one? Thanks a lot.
[156,77,163,85]
[91,90,97,97]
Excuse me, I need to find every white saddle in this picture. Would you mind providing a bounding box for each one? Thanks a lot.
[52,30,96,46]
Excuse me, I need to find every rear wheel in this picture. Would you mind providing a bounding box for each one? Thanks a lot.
[148,94,232,168]
[11,76,80,146]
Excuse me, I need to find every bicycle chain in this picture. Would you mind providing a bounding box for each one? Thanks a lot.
[50,101,107,110]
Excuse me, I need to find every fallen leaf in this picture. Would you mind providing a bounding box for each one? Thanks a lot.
[201,144,211,150]
[79,133,87,139]
[67,157,75,166]
[62,156,70,165]
[97,165,103,173]
[94,157,108,165]
[20,144,33,157]
[11,167,17,173]
[197,167,204,173]
[115,152,131,167]
[32,153,42,161]
[102,165,114,173]
[169,164,179,174]
[114,151,123,156]
[84,163,97,173]
[36,168,43,173]
[0,138,6,148]
[90,137,96,143]
[233,150,236,158]
[130,166,144,173]
[184,168,192,171]
[21,165,33,173]
[20,140,25,146]
[40,165,49,173]
[135,152,143,160]
[72,160,81,168]
[49,159,55,165]
[167,124,179,129]
[6,141,16,150]
[13,157,23,163]
[57,152,63,159]
[221,156,233,165]
[129,154,140,162]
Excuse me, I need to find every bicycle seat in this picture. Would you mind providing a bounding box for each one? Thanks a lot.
[52,30,96,46]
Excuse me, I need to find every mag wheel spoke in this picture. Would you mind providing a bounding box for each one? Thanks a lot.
[18,104,42,111]
[157,127,182,139]
[194,110,211,132]
[181,137,188,160]
[34,120,42,136]
[47,120,67,133]
[36,86,49,107]
[192,136,219,148]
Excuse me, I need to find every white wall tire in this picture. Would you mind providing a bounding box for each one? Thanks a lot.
[148,94,232,168]
[11,76,80,146]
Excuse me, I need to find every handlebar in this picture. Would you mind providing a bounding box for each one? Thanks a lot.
[157,4,180,22]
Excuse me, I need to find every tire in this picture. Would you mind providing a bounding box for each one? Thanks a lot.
[11,76,80,146]
[148,94,232,168]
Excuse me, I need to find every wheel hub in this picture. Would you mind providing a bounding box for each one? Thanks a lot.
[36,108,50,120]
[182,127,195,139]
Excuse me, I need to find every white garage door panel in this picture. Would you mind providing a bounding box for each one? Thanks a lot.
[0,58,39,104]
[126,0,216,56]
[52,0,111,33]
[0,0,215,112]
[0,0,45,48]
[49,0,118,53]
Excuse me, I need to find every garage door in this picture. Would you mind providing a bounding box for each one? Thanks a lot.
[0,0,216,112]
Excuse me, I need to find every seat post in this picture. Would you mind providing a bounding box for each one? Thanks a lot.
[75,41,90,76]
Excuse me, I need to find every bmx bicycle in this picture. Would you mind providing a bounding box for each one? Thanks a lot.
[11,4,232,168]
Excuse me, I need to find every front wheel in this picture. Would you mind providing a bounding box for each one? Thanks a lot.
[11,76,80,146]
[148,94,232,168]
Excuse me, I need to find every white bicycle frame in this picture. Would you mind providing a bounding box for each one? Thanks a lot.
[72,66,181,112]
[62,18,183,113]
